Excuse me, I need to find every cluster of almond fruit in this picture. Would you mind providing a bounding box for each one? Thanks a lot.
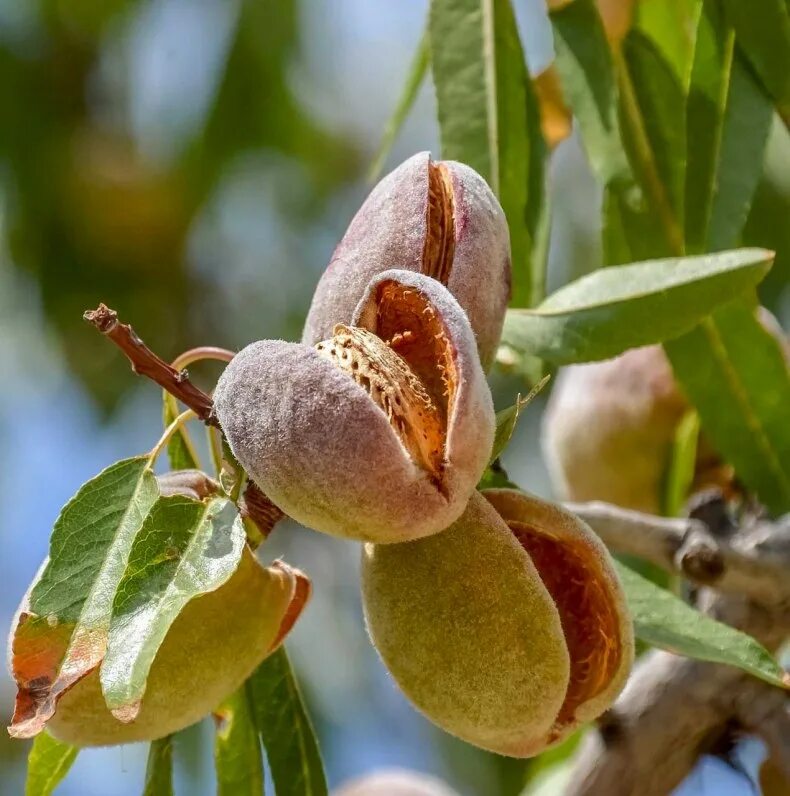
[215,152,634,757]
[10,153,633,757]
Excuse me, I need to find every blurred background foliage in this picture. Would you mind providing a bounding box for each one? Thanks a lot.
[0,1,787,795]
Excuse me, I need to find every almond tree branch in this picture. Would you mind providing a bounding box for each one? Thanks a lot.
[566,501,790,605]
[565,589,790,796]
[83,303,219,426]
[565,496,790,796]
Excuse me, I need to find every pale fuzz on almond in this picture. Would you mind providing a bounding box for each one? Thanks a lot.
[303,152,511,370]
[362,490,633,757]
[215,271,495,543]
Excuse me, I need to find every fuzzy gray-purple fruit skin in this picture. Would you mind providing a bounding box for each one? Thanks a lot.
[302,151,511,371]
[215,270,495,543]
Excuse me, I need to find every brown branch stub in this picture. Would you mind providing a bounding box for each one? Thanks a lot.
[83,303,220,426]
[240,481,285,542]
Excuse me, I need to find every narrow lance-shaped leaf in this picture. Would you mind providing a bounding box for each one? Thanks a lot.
[163,393,200,471]
[489,376,551,465]
[25,732,78,796]
[548,0,664,264]
[720,0,790,127]
[662,410,700,519]
[214,685,265,796]
[100,495,246,719]
[616,29,686,257]
[549,0,629,184]
[665,299,790,515]
[501,248,773,364]
[430,0,542,307]
[368,26,430,183]
[143,736,174,796]
[632,0,698,82]
[248,647,328,796]
[8,457,159,738]
[616,561,789,688]
[686,0,774,254]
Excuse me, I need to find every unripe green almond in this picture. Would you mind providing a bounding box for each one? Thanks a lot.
[541,308,789,512]
[541,344,686,513]
[37,549,304,747]
[303,151,511,370]
[361,491,570,757]
[362,490,633,757]
[215,271,495,543]
[333,769,461,796]
[482,488,633,740]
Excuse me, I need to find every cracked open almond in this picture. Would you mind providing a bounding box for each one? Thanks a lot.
[302,152,511,371]
[214,270,494,542]
[361,489,633,757]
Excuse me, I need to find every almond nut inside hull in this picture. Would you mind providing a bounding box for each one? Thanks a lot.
[316,326,445,481]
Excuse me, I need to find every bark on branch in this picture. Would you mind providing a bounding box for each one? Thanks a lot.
[83,303,219,425]
[567,501,790,605]
[564,498,790,796]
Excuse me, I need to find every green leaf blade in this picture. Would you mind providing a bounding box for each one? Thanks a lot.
[248,647,328,796]
[214,686,265,796]
[616,561,788,688]
[25,732,78,796]
[489,376,550,465]
[501,248,773,364]
[143,736,174,796]
[665,302,790,514]
[549,0,628,184]
[10,457,159,738]
[100,496,246,716]
[431,0,541,307]
[620,30,686,236]
[721,0,790,123]
[686,1,774,254]
[163,396,200,471]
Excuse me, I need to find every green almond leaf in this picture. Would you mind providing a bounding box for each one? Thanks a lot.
[665,300,790,515]
[163,394,200,471]
[489,375,551,465]
[550,0,629,184]
[100,495,245,717]
[686,0,774,254]
[501,248,773,364]
[619,29,686,248]
[143,736,174,796]
[368,27,430,183]
[616,561,789,688]
[551,1,687,263]
[662,410,700,519]
[25,732,78,796]
[634,0,699,83]
[720,0,790,126]
[9,457,159,738]
[215,685,265,796]
[430,0,542,307]
[248,647,328,796]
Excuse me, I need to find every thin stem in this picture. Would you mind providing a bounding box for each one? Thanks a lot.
[147,409,196,467]
[170,346,235,372]
[163,347,236,472]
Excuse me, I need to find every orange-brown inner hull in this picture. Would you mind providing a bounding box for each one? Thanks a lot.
[374,280,458,426]
[422,162,455,285]
[509,521,622,734]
